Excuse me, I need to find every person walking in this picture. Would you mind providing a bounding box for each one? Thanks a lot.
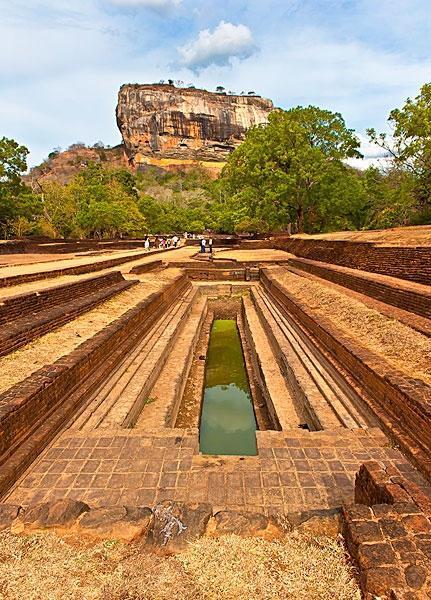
[200,238,206,253]
[173,235,179,247]
[144,237,150,252]
[208,237,213,254]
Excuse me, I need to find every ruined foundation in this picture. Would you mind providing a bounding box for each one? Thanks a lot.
[0,240,430,598]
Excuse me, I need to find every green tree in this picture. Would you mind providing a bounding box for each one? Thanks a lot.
[40,181,79,237]
[221,107,361,232]
[0,137,31,235]
[368,82,431,215]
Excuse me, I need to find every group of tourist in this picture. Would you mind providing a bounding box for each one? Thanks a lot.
[143,232,214,254]
[143,235,180,251]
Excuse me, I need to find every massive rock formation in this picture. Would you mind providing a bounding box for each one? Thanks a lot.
[116,84,274,173]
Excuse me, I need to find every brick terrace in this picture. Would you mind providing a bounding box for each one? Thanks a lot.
[8,428,430,515]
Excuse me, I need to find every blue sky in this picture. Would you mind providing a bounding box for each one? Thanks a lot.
[1,0,430,167]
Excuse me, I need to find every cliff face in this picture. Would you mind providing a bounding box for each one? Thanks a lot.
[116,84,274,170]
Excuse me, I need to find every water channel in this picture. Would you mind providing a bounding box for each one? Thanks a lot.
[199,319,257,455]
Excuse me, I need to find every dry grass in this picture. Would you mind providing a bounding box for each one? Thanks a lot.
[272,267,431,384]
[293,224,431,246]
[0,269,182,394]
[0,531,360,600]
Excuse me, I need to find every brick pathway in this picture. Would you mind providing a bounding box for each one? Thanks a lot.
[8,427,428,515]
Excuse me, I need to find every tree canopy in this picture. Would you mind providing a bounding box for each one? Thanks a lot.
[1,82,430,239]
[220,107,362,232]
[368,82,431,221]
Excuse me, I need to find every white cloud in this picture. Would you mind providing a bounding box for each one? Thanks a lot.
[109,0,181,8]
[178,21,257,70]
[2,0,430,172]
[345,134,392,170]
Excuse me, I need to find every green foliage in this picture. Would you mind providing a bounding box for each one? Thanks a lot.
[2,85,431,240]
[39,164,146,238]
[368,82,431,221]
[0,137,43,236]
[220,107,362,232]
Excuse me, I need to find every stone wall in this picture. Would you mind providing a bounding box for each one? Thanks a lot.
[274,238,431,285]
[0,274,190,497]
[260,269,431,480]
[344,461,431,599]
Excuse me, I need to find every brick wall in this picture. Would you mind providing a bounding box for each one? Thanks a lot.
[288,257,431,320]
[274,238,431,285]
[343,461,431,598]
[129,260,163,274]
[260,269,431,480]
[0,272,136,357]
[0,271,126,325]
[239,240,274,250]
[0,239,146,255]
[0,274,190,496]
[185,267,247,281]
[0,252,152,288]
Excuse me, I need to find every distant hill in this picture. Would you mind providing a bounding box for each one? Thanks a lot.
[25,144,129,188]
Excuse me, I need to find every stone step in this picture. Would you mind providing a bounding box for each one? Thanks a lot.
[251,286,374,431]
[133,294,208,430]
[71,287,199,431]
[242,295,302,430]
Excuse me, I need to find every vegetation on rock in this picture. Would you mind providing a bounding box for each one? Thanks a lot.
[1,83,430,238]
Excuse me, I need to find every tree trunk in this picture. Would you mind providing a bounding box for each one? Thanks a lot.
[296,205,304,233]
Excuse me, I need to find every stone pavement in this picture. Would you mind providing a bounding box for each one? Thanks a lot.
[8,427,429,515]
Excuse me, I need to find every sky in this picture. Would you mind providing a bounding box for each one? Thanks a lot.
[1,0,430,168]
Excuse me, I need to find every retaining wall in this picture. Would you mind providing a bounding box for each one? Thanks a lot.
[260,269,431,480]
[344,461,431,598]
[0,274,190,496]
[0,272,136,357]
[0,271,127,325]
[129,260,164,275]
[274,237,431,285]
[288,257,431,320]
[0,239,146,255]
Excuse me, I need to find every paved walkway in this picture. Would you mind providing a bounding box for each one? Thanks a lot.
[8,427,428,515]
[0,246,197,279]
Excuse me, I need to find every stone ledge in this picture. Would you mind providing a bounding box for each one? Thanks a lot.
[344,461,431,599]
[0,499,342,549]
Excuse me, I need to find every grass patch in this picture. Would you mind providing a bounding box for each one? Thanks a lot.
[0,530,360,600]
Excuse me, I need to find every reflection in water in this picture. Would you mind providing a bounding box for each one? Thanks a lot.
[200,320,257,456]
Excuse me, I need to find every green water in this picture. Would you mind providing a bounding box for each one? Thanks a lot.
[199,319,257,456]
